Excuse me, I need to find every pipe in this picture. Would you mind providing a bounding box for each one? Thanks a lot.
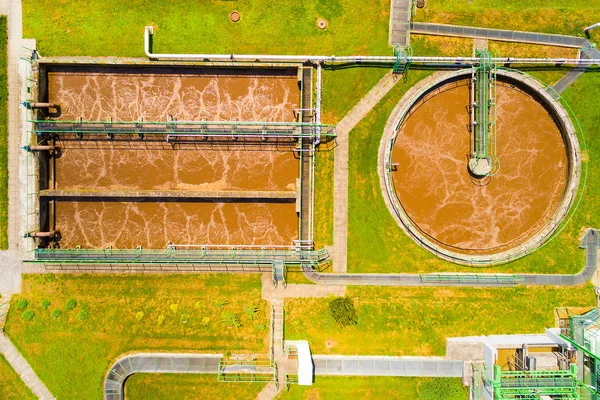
[23,145,58,152]
[144,26,600,66]
[22,102,60,110]
[25,230,58,238]
[315,61,322,145]
[584,22,600,35]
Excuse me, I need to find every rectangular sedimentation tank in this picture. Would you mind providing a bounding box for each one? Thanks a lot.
[33,62,310,250]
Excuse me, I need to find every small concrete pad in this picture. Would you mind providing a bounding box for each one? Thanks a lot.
[0,251,22,294]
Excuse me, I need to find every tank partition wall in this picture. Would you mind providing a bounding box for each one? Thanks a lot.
[25,60,336,265]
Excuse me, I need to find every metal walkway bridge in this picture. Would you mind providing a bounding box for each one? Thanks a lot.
[31,119,337,142]
[104,353,221,400]
[29,230,600,288]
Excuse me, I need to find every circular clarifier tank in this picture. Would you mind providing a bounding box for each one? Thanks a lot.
[382,70,581,264]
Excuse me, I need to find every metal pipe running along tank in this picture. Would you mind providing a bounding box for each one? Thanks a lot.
[143,26,600,65]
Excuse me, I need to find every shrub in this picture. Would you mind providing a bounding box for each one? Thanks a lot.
[51,309,62,319]
[65,299,77,310]
[135,311,144,322]
[41,300,51,309]
[16,299,28,310]
[180,313,190,323]
[201,316,210,326]
[222,312,242,329]
[329,297,358,328]
[21,310,34,321]
[194,301,203,309]
[244,305,259,319]
[77,310,90,321]
[169,303,179,314]
[214,299,228,309]
[157,314,166,326]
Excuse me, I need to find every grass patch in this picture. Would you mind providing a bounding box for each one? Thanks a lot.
[5,274,268,400]
[279,376,467,399]
[24,0,391,58]
[0,16,8,249]
[285,284,595,356]
[0,354,36,400]
[124,374,265,400]
[414,1,600,39]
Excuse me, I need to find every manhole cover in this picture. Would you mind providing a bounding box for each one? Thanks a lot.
[317,18,328,30]
[229,11,240,22]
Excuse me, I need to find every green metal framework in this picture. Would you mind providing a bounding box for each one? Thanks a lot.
[217,357,277,383]
[33,247,329,265]
[30,119,337,140]
[471,49,499,176]
[419,273,521,285]
[493,364,583,400]
[393,44,413,74]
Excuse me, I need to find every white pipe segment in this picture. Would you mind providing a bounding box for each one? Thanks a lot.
[144,26,600,65]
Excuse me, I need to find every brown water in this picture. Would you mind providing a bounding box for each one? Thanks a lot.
[45,68,301,248]
[53,141,298,191]
[48,69,300,122]
[391,79,568,254]
[54,201,298,249]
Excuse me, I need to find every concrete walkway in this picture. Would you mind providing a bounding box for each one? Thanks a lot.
[389,0,412,46]
[0,333,56,399]
[332,72,399,273]
[0,0,23,294]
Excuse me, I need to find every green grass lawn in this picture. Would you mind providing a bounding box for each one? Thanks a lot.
[125,374,265,400]
[414,0,600,40]
[0,16,8,249]
[5,274,268,400]
[346,65,600,274]
[279,376,467,400]
[285,284,595,356]
[24,0,390,58]
[0,354,36,400]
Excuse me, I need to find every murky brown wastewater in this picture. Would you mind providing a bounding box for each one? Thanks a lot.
[55,202,298,249]
[391,78,568,254]
[45,68,301,248]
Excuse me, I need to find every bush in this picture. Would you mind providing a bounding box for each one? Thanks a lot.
[222,312,242,329]
[194,301,203,309]
[41,300,51,309]
[77,310,90,321]
[51,309,62,319]
[21,310,34,321]
[65,299,77,310]
[180,313,190,323]
[134,311,144,322]
[201,316,210,326]
[157,314,166,326]
[16,299,28,310]
[214,299,228,309]
[244,305,259,319]
[329,297,358,328]
[169,303,179,314]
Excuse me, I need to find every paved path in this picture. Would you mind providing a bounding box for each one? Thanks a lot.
[332,72,399,273]
[389,0,412,46]
[261,273,345,299]
[411,22,588,48]
[553,44,600,94]
[0,333,56,399]
[0,0,23,295]
[304,229,599,287]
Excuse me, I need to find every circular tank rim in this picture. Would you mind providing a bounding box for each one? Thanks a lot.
[378,69,581,266]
